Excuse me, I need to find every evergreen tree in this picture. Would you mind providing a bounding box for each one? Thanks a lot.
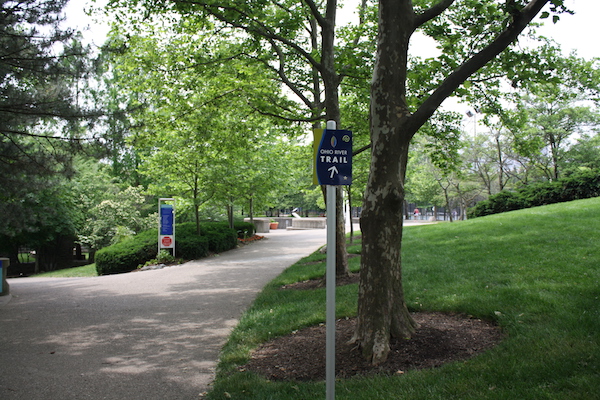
[0,0,98,257]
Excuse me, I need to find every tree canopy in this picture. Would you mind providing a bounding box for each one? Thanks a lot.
[0,0,101,247]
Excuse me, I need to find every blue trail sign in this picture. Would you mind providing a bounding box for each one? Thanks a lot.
[159,200,175,250]
[160,204,174,235]
[314,129,352,186]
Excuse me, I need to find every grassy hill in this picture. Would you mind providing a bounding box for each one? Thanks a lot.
[209,198,600,399]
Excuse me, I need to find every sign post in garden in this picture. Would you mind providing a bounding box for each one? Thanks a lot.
[314,121,352,400]
[158,198,175,256]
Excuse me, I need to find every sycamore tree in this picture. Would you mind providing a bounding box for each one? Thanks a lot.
[353,0,572,364]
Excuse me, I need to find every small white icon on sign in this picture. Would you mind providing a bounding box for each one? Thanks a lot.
[328,166,338,178]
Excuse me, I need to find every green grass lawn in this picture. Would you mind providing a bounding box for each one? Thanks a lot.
[33,263,97,278]
[207,198,600,399]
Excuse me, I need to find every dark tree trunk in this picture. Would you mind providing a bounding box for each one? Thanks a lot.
[321,0,349,278]
[354,0,551,364]
[335,185,348,277]
[352,0,418,365]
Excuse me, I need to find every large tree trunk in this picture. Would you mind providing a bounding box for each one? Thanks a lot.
[354,0,550,366]
[355,139,419,364]
[335,185,348,277]
[320,183,349,278]
[353,0,418,365]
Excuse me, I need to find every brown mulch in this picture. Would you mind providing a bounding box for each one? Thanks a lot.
[243,312,503,381]
[245,258,503,382]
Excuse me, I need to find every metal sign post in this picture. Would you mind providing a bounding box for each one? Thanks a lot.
[326,182,336,400]
[314,120,352,400]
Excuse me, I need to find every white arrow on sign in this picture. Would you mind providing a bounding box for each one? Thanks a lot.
[328,165,338,178]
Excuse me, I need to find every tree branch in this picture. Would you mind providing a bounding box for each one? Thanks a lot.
[243,48,316,110]
[415,0,455,28]
[352,143,371,157]
[1,129,93,142]
[302,0,326,27]
[183,1,323,71]
[409,0,551,134]
[251,106,324,123]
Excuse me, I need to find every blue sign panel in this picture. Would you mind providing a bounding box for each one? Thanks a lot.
[160,204,174,235]
[316,129,352,185]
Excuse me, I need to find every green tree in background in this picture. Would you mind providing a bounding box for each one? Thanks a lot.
[101,20,298,230]
[0,0,104,267]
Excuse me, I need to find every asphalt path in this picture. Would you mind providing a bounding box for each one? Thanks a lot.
[0,228,326,400]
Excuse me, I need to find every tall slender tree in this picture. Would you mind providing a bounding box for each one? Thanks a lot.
[354,0,570,364]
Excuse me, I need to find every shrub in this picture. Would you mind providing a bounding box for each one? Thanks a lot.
[177,234,210,260]
[469,191,527,218]
[198,222,238,253]
[95,229,157,275]
[469,168,600,218]
[95,221,244,275]
[233,222,255,239]
[560,168,600,200]
[522,181,564,207]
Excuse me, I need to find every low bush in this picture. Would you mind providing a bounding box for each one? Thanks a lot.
[95,221,248,275]
[469,168,600,218]
[95,229,157,275]
[232,221,255,239]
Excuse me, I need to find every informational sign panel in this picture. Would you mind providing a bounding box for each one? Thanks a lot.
[160,204,174,235]
[314,129,352,186]
[159,200,175,250]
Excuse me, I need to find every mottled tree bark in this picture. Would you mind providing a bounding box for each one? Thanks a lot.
[352,0,418,365]
[354,0,551,365]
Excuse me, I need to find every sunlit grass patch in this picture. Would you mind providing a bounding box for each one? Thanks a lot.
[212,198,600,399]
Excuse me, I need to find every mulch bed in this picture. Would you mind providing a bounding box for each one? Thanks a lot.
[243,242,503,382]
[238,235,265,244]
[243,312,503,381]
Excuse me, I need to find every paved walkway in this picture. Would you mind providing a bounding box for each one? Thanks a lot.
[0,229,326,400]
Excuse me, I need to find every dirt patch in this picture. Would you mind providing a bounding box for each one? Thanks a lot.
[243,312,503,381]
[280,273,360,290]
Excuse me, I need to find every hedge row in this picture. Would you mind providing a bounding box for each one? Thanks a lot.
[95,221,255,275]
[468,168,600,218]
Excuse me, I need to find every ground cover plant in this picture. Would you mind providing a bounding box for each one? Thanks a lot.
[207,198,600,399]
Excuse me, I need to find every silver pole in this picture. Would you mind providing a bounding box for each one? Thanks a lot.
[325,120,336,400]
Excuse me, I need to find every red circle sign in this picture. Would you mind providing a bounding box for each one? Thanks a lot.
[161,236,173,247]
